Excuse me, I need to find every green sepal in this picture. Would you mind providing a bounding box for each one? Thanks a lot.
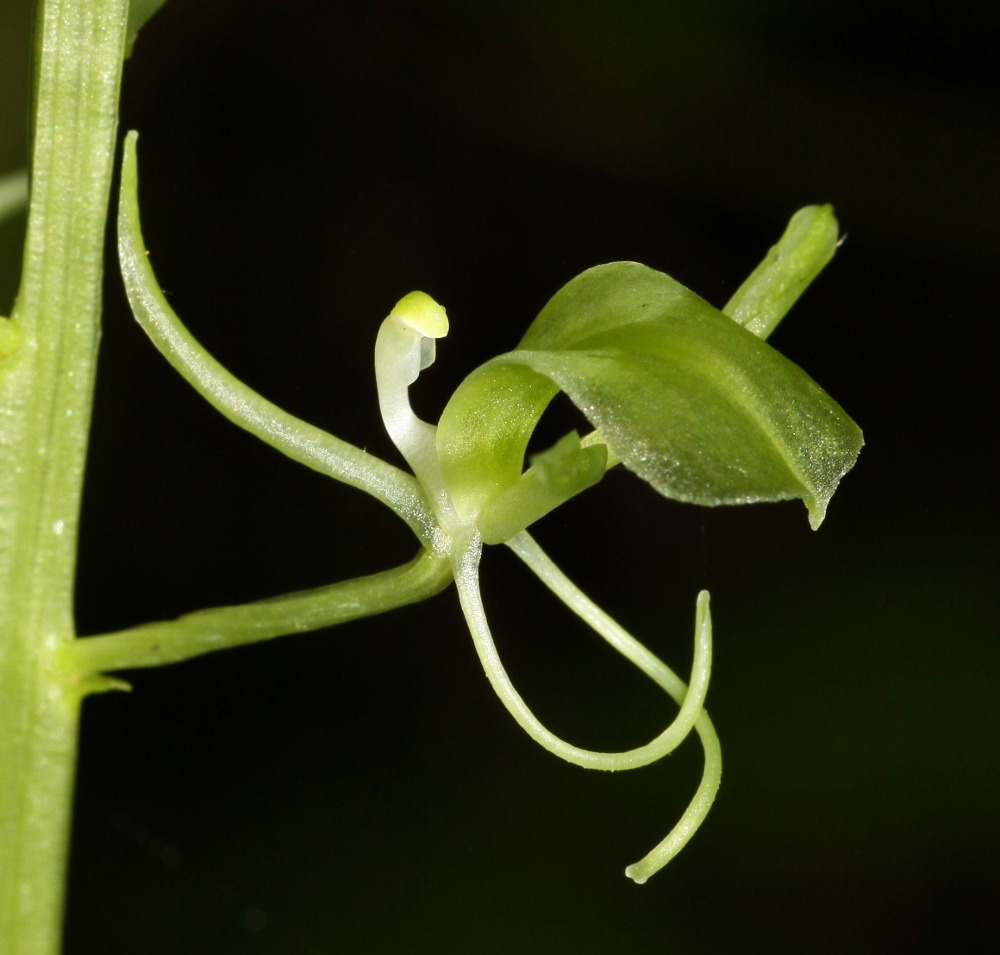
[437,261,862,533]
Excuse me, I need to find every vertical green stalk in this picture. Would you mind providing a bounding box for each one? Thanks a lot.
[0,1,127,952]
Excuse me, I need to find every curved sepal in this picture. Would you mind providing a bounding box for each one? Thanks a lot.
[438,261,862,532]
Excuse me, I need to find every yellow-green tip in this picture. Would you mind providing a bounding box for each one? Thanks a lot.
[390,291,449,338]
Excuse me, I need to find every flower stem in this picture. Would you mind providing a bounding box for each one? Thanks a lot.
[0,1,128,951]
[71,550,453,675]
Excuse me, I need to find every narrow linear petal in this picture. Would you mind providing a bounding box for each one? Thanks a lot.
[453,531,710,771]
[508,531,721,881]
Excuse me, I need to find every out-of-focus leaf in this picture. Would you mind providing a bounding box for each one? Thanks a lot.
[437,262,862,533]
[126,0,169,57]
[0,171,28,225]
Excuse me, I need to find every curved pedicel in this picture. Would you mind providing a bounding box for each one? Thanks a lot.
[117,132,438,546]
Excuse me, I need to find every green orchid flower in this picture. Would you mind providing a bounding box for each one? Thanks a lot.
[75,131,861,885]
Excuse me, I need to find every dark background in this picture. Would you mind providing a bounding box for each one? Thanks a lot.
[2,1,999,952]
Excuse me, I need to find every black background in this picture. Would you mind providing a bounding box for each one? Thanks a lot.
[1,1,999,952]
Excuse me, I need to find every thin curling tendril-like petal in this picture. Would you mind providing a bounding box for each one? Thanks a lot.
[507,531,722,882]
[452,529,711,772]
[625,711,721,883]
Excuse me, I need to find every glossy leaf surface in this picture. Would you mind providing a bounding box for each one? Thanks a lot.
[437,262,862,531]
